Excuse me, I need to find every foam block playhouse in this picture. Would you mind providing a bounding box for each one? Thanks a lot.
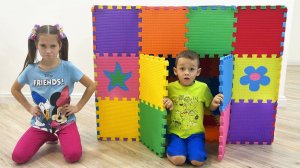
[92,5,287,160]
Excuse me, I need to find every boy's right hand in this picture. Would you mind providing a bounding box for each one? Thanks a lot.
[163,98,173,110]
[28,105,42,116]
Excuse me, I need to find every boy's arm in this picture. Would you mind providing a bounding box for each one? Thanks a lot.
[209,93,224,111]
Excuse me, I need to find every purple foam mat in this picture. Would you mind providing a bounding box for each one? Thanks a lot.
[228,100,276,144]
[93,7,140,55]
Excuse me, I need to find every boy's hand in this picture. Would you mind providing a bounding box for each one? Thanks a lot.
[163,98,173,110]
[210,93,224,111]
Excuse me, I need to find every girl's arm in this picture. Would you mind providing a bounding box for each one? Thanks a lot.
[63,74,96,116]
[11,80,41,116]
[75,74,96,111]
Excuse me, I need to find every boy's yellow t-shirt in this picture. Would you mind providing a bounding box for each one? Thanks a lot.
[167,80,213,139]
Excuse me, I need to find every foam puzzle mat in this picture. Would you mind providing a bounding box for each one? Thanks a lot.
[139,7,188,57]
[92,6,140,55]
[139,54,169,110]
[232,54,282,103]
[228,100,277,144]
[138,54,168,156]
[186,6,236,57]
[139,101,167,157]
[96,97,139,141]
[92,5,287,160]
[94,53,139,100]
[233,6,287,56]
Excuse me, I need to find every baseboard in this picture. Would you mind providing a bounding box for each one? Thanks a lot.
[0,92,13,98]
[278,95,287,107]
[287,58,300,65]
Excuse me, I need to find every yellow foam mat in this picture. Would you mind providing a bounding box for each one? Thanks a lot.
[139,54,169,110]
[232,54,282,103]
[96,97,139,141]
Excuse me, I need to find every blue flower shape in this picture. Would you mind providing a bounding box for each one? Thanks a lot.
[240,66,270,91]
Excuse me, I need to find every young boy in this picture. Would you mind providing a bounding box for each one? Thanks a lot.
[163,50,223,166]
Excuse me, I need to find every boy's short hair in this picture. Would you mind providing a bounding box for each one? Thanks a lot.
[175,50,200,68]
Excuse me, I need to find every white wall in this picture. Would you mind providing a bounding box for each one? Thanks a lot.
[0,0,296,105]
[287,0,300,65]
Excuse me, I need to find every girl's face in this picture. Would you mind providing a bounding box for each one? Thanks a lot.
[36,34,61,61]
[174,57,201,86]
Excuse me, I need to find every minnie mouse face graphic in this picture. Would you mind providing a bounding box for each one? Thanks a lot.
[49,86,70,128]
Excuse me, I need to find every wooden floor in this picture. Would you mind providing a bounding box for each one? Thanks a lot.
[1,65,299,168]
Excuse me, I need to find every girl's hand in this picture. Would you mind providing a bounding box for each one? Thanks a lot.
[211,93,224,108]
[61,104,80,117]
[29,105,42,116]
[163,98,173,110]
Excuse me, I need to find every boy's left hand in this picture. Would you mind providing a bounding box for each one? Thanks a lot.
[211,93,224,108]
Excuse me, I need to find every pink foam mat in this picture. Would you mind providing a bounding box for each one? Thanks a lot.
[94,54,139,100]
[218,103,231,160]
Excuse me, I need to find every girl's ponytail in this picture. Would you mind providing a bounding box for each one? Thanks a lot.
[59,37,68,61]
[22,25,40,71]
[55,24,68,61]
[22,39,37,70]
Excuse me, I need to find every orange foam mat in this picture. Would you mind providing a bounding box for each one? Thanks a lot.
[205,126,219,143]
[139,7,188,57]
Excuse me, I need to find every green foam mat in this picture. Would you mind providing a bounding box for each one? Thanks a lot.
[186,6,236,57]
[139,101,167,157]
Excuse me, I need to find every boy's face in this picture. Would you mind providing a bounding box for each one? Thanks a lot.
[174,57,201,86]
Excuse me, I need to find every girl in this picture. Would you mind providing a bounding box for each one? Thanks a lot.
[11,25,96,164]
